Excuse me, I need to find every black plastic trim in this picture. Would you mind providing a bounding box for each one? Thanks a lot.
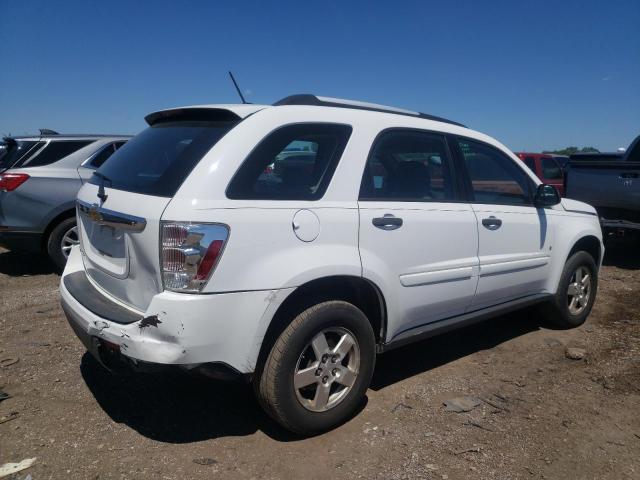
[274,94,466,128]
[145,108,241,126]
[379,293,552,353]
[63,271,143,324]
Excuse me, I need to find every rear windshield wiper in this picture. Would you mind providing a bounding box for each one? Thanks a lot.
[92,171,112,202]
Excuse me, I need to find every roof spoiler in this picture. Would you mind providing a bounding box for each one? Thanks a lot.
[145,108,242,126]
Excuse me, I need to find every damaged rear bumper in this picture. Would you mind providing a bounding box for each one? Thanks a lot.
[60,247,294,375]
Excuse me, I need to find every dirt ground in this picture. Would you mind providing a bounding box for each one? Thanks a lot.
[1,239,639,480]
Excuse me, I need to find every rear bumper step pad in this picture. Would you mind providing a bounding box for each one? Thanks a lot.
[63,271,142,325]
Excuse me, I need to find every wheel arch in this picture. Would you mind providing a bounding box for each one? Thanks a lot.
[40,206,76,251]
[254,275,387,376]
[567,234,602,268]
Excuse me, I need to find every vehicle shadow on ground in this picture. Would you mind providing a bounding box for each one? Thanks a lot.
[371,308,541,390]
[80,310,542,443]
[80,353,367,443]
[602,236,640,270]
[72,238,639,444]
[0,249,57,276]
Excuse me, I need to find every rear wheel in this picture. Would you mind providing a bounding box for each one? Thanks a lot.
[47,217,78,270]
[255,300,376,436]
[541,251,598,328]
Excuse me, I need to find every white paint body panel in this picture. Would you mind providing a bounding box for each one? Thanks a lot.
[77,186,170,311]
[358,201,479,340]
[471,204,554,309]
[63,103,604,373]
[61,247,293,370]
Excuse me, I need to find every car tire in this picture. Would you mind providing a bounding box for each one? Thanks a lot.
[541,251,598,328]
[255,300,376,436]
[47,217,79,271]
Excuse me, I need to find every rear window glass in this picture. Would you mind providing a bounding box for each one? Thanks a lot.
[226,123,352,200]
[90,121,235,197]
[360,130,456,202]
[541,158,562,179]
[19,140,93,168]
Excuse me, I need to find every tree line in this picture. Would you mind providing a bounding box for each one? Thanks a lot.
[542,146,600,156]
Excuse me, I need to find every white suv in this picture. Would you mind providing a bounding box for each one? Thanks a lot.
[61,95,603,435]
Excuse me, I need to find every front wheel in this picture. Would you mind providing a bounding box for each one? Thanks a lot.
[255,300,376,435]
[541,251,598,328]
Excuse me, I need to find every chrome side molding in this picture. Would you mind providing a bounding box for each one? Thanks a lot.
[77,200,147,233]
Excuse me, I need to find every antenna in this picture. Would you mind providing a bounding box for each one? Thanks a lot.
[228,71,248,104]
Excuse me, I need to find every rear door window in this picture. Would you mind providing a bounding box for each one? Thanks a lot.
[226,123,352,200]
[91,122,235,197]
[360,130,456,201]
[19,140,93,168]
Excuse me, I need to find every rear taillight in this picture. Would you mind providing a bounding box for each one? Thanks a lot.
[161,222,229,293]
[0,173,30,192]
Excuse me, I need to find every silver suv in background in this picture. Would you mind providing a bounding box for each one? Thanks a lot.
[0,131,130,268]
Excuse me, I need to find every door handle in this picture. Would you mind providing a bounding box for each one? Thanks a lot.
[482,216,502,230]
[372,214,403,230]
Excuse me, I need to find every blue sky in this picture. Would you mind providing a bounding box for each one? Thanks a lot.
[1,0,638,151]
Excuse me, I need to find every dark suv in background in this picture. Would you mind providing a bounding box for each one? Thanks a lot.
[0,130,130,268]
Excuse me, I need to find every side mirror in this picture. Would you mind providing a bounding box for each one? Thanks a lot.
[534,184,561,208]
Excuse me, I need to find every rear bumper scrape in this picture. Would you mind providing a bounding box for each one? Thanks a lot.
[60,246,294,373]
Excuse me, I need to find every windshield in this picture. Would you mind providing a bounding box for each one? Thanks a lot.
[90,120,236,197]
[0,140,40,171]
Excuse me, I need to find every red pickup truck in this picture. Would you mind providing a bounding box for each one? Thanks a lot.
[515,152,565,196]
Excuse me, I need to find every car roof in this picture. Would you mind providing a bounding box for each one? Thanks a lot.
[144,96,533,169]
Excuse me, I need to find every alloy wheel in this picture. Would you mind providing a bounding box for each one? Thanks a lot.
[567,265,591,315]
[294,327,360,412]
[61,226,79,259]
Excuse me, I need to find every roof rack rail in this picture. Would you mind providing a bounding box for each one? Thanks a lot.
[273,94,465,127]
